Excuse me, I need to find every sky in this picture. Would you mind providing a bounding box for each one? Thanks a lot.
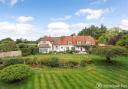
[0,0,128,40]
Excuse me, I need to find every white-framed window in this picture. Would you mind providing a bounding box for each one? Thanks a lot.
[40,48,48,53]
[77,41,81,45]
[67,41,72,45]
[41,41,46,44]
[85,41,91,45]
[66,47,69,50]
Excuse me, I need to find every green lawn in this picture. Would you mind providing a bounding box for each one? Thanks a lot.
[24,54,101,62]
[0,55,128,89]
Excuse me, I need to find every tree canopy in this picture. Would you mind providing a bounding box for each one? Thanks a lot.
[0,38,19,52]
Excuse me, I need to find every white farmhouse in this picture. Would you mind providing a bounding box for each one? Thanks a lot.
[38,36,96,53]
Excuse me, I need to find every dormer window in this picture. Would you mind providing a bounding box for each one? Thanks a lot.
[77,41,81,45]
[85,41,91,45]
[67,41,72,45]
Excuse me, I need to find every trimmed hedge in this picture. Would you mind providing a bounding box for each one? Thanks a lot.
[0,64,32,83]
[21,48,32,56]
[47,57,59,67]
[3,58,25,66]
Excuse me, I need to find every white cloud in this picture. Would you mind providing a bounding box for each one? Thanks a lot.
[47,22,87,36]
[93,0,107,3]
[50,16,71,21]
[119,19,128,30]
[47,22,70,36]
[0,16,39,40]
[0,22,35,36]
[90,0,107,4]
[0,0,23,6]
[75,8,109,20]
[16,16,34,23]
[70,23,86,30]
[10,0,17,6]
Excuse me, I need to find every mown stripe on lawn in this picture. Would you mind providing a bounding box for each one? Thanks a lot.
[25,74,35,89]
[34,72,42,89]
[79,71,114,89]
[46,73,57,89]
[63,74,76,89]
[96,69,128,83]
[75,73,93,89]
[51,73,64,89]
[40,74,47,89]
[89,70,118,84]
[77,72,97,88]
[67,73,83,89]
[50,73,60,89]
[55,73,71,89]
[43,73,51,89]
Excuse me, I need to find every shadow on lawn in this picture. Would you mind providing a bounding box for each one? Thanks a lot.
[0,76,32,89]
[93,58,126,69]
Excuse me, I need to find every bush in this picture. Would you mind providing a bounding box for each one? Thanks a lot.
[60,61,78,68]
[79,60,93,67]
[79,60,86,67]
[47,57,59,67]
[0,41,19,52]
[32,47,39,55]
[21,48,32,56]
[66,50,74,54]
[92,46,128,62]
[0,58,3,64]
[3,58,25,66]
[18,43,38,56]
[0,64,32,83]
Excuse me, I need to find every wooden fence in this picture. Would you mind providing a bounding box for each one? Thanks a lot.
[0,51,22,58]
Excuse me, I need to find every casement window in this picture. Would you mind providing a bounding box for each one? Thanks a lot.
[77,41,81,45]
[85,41,91,45]
[41,41,46,44]
[67,41,72,45]
[66,47,69,50]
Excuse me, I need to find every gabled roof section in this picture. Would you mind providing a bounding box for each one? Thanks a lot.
[40,35,96,45]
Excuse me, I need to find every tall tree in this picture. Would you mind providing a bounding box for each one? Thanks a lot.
[78,24,107,39]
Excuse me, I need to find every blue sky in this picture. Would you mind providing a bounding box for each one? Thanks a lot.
[0,0,128,40]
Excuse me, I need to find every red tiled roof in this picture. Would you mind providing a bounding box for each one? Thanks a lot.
[40,36,96,45]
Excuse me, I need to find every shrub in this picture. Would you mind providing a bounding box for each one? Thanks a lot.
[21,48,32,56]
[66,50,74,54]
[92,46,128,63]
[32,47,39,55]
[65,61,79,67]
[0,58,3,64]
[86,60,93,64]
[47,57,59,67]
[3,58,25,66]
[0,64,32,83]
[0,40,19,52]
[79,60,86,67]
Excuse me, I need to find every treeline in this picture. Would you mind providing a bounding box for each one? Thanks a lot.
[0,24,128,55]
[78,24,128,47]
[0,38,39,56]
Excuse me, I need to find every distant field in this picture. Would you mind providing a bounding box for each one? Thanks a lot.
[0,55,128,89]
